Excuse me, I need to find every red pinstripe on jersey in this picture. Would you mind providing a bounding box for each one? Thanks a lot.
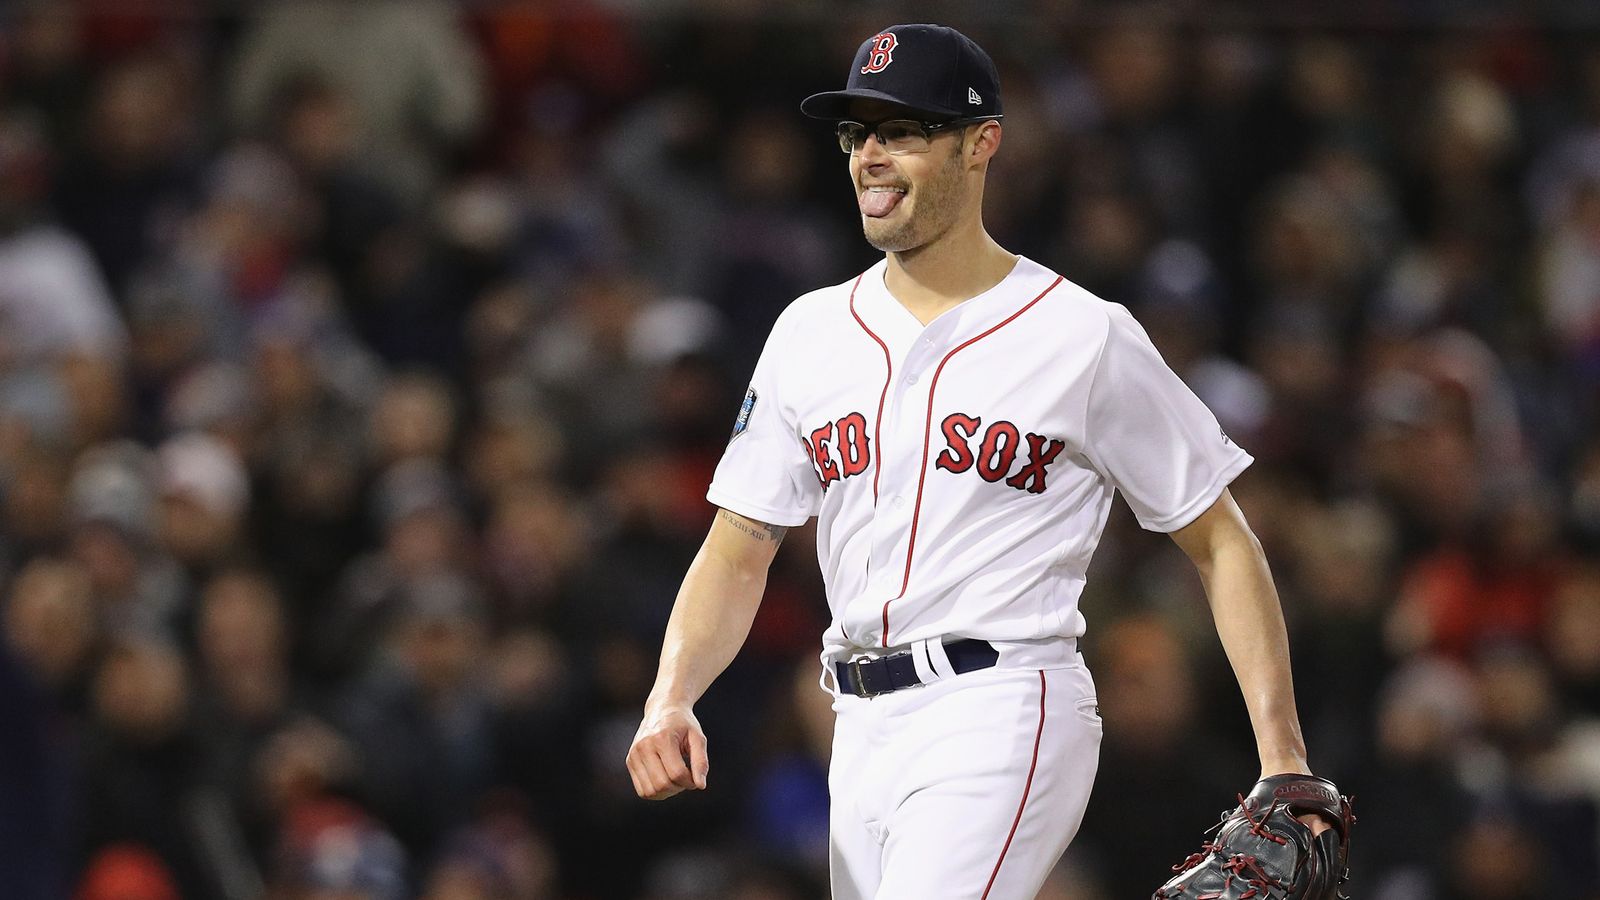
[880,275,1064,646]
[845,272,887,651]
[847,274,892,505]
[981,669,1048,899]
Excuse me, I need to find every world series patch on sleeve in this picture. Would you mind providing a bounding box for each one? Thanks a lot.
[1153,774,1354,900]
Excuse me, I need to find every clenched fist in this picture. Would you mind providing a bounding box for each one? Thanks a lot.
[625,704,710,800]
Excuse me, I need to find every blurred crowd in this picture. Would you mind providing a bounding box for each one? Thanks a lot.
[1,2,1599,899]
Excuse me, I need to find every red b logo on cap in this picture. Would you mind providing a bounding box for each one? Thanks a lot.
[860,32,897,74]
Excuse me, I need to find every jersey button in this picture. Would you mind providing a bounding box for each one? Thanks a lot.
[905,373,920,385]
[891,495,906,508]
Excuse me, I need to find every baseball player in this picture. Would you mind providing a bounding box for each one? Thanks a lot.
[627,24,1337,899]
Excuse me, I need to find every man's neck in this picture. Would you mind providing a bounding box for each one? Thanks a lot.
[883,223,1018,325]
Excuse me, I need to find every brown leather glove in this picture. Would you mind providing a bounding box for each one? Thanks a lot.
[1153,774,1354,899]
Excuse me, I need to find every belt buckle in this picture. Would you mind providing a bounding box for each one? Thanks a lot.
[847,658,875,698]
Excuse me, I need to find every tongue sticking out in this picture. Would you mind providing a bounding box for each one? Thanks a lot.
[859,189,904,218]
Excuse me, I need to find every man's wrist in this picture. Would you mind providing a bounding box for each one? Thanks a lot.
[1258,756,1312,779]
[644,689,696,716]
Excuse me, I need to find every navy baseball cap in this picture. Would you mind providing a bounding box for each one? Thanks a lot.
[801,24,1003,121]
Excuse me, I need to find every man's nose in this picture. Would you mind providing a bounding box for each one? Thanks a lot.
[857,132,891,166]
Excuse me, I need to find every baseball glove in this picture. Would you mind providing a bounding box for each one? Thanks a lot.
[1153,773,1354,900]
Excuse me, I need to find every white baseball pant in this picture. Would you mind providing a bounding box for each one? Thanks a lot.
[826,657,1102,899]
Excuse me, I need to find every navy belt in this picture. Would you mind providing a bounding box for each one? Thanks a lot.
[835,638,1000,698]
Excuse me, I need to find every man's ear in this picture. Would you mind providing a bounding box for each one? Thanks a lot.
[969,121,1002,165]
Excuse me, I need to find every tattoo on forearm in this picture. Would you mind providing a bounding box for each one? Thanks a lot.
[719,510,788,544]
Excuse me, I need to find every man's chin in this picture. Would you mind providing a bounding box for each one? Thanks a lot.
[863,220,917,253]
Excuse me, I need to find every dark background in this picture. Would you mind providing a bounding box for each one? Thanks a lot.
[1,2,1598,898]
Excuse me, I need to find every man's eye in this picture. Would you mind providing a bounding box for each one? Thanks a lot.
[879,122,924,144]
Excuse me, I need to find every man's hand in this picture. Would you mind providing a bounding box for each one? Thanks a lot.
[625,704,709,800]
[1300,812,1334,836]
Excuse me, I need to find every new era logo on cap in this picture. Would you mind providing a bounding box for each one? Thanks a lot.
[968,87,982,105]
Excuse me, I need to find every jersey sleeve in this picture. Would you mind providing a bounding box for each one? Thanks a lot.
[1082,304,1253,532]
[705,310,822,527]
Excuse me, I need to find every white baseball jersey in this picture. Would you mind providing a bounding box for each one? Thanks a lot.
[708,255,1251,658]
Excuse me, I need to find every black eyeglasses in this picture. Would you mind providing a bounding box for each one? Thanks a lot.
[835,116,1002,155]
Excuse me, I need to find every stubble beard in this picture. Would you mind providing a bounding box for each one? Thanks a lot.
[862,147,966,253]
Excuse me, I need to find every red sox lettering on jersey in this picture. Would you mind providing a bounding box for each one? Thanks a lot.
[708,256,1250,652]
[802,411,871,487]
[804,410,1067,495]
[933,414,1066,494]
